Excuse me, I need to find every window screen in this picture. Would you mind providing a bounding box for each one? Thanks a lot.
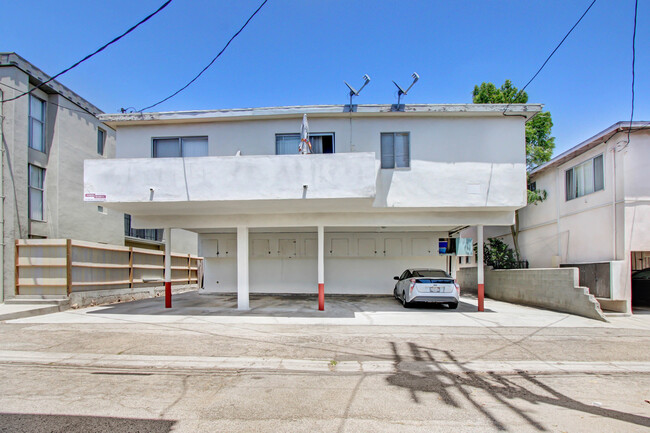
[381,132,410,168]
[29,95,46,152]
[28,164,44,220]
[153,137,208,158]
[565,154,605,201]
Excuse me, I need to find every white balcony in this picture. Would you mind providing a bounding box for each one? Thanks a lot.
[84,152,377,215]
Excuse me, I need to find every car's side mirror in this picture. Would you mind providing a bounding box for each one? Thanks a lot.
[393,276,399,280]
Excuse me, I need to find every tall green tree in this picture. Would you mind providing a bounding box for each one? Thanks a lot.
[472,80,555,260]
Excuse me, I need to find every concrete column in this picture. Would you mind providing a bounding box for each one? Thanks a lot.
[237,226,250,310]
[477,225,484,312]
[164,227,172,308]
[317,225,324,311]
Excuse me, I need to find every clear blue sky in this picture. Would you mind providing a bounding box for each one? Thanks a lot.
[1,0,647,155]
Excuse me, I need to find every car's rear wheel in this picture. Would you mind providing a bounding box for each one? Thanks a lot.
[448,302,458,309]
[402,292,409,308]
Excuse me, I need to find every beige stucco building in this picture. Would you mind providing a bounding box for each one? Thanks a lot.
[0,53,197,302]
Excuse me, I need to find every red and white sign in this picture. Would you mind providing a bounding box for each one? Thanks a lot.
[84,192,107,202]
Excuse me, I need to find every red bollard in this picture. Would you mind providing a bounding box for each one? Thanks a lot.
[318,283,324,311]
[165,281,172,308]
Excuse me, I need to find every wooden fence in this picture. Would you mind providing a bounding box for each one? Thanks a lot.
[16,239,202,296]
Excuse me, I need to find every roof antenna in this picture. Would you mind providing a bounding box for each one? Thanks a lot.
[344,74,371,112]
[392,72,419,111]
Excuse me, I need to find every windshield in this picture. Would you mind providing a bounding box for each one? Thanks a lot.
[412,270,450,278]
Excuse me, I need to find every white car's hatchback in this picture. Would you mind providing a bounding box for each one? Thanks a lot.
[393,268,460,309]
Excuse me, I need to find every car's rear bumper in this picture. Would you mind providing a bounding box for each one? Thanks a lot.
[410,296,458,304]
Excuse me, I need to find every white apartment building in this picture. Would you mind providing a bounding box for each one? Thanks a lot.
[465,122,650,313]
[86,103,541,309]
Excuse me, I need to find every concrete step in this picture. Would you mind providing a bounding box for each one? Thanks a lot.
[0,304,63,321]
[5,296,69,307]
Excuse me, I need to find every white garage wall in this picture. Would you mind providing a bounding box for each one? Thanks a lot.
[201,231,449,295]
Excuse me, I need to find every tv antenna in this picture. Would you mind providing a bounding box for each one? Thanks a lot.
[392,72,419,108]
[344,74,371,109]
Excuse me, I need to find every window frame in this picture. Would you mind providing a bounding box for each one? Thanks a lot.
[275,132,335,155]
[380,132,410,169]
[28,164,45,221]
[28,95,46,153]
[151,136,209,158]
[97,128,106,156]
[565,153,604,201]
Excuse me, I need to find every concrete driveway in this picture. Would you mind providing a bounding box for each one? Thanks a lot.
[8,291,650,330]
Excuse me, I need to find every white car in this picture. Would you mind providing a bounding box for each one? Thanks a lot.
[393,268,460,309]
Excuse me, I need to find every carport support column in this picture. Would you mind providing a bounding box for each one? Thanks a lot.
[237,226,250,310]
[477,225,484,312]
[164,227,172,308]
[318,225,325,311]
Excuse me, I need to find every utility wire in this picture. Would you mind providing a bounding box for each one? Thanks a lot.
[2,0,174,104]
[0,81,100,118]
[139,0,269,112]
[504,0,598,112]
[627,0,638,144]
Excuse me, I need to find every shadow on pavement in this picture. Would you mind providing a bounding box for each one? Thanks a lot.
[0,413,175,433]
[85,292,491,318]
[385,342,650,431]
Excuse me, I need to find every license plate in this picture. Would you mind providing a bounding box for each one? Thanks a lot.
[429,286,442,293]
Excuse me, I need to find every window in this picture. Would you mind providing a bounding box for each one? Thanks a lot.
[565,154,604,200]
[97,205,106,214]
[528,181,537,192]
[381,132,410,168]
[28,164,44,220]
[152,136,208,157]
[124,214,163,241]
[275,133,334,155]
[97,128,106,155]
[29,95,46,152]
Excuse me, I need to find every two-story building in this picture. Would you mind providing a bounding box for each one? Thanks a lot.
[86,103,542,310]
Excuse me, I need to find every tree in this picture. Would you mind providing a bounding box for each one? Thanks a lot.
[472,80,555,261]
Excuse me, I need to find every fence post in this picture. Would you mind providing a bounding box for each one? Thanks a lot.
[14,240,19,296]
[187,253,191,284]
[66,239,72,296]
[129,247,134,288]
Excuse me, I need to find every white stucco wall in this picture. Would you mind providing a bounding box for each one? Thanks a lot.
[200,231,449,295]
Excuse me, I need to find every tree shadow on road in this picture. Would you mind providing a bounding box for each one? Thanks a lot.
[385,342,650,431]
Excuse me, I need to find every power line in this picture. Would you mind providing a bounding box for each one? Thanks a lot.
[2,0,174,104]
[627,0,638,144]
[139,0,269,112]
[504,0,598,112]
[0,81,100,118]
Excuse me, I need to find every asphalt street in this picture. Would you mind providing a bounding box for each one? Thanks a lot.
[0,293,649,432]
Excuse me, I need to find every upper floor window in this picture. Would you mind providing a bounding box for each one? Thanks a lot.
[29,95,46,152]
[153,136,208,158]
[381,132,410,169]
[565,154,604,201]
[275,133,334,155]
[97,128,106,155]
[28,164,45,221]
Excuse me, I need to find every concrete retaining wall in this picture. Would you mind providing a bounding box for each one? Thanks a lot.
[457,266,606,321]
[69,285,195,308]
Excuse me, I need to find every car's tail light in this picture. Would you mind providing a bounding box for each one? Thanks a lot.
[454,280,461,294]
[409,278,416,293]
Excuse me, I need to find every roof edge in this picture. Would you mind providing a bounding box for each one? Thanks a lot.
[0,52,104,115]
[99,103,543,125]
[530,121,650,176]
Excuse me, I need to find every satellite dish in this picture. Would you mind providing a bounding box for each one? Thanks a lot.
[344,74,371,109]
[392,72,419,107]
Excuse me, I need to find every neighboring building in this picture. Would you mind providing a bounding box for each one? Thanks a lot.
[0,53,196,302]
[466,122,650,313]
[86,103,541,309]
